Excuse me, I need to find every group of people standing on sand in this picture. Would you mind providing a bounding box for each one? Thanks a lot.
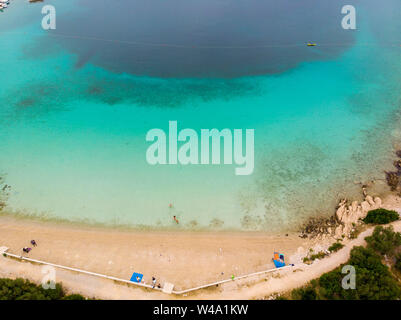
[151,276,161,289]
[22,240,37,254]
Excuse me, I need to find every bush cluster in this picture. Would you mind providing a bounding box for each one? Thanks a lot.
[0,278,86,300]
[365,225,401,255]
[328,242,344,253]
[363,209,399,224]
[395,254,401,272]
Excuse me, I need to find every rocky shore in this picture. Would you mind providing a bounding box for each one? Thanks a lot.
[299,150,401,242]
[298,194,382,240]
[333,195,382,238]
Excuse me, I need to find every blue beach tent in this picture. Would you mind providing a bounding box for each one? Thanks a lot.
[130,272,144,283]
[273,252,286,268]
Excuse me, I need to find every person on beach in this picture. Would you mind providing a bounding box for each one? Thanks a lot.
[173,216,179,224]
[22,247,31,253]
[30,240,37,246]
[152,277,156,288]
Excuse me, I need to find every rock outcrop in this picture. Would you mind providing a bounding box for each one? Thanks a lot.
[299,193,385,240]
[334,195,382,238]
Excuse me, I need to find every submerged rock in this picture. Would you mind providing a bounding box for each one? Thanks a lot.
[385,171,399,191]
[394,159,401,169]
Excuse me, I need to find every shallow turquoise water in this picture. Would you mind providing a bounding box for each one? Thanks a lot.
[0,1,400,231]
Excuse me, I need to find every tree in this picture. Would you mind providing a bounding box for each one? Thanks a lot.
[365,226,401,255]
[291,246,401,300]
[0,278,86,300]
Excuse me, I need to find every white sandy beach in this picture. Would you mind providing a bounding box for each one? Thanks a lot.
[0,215,314,295]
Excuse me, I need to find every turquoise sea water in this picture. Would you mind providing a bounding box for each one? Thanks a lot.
[0,1,400,231]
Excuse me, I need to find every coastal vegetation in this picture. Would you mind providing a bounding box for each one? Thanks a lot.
[302,242,345,264]
[328,242,344,253]
[286,226,401,300]
[365,225,401,255]
[303,251,327,264]
[395,254,401,272]
[363,208,399,225]
[0,278,87,300]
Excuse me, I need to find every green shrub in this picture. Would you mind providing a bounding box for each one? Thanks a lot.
[0,278,61,300]
[291,285,317,300]
[365,225,401,255]
[0,278,87,300]
[348,246,401,299]
[62,294,86,300]
[321,246,401,300]
[328,242,344,253]
[395,254,401,272]
[303,251,327,263]
[363,209,399,224]
[310,251,326,261]
[291,245,401,300]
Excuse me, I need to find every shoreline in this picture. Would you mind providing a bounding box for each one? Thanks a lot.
[0,209,296,235]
